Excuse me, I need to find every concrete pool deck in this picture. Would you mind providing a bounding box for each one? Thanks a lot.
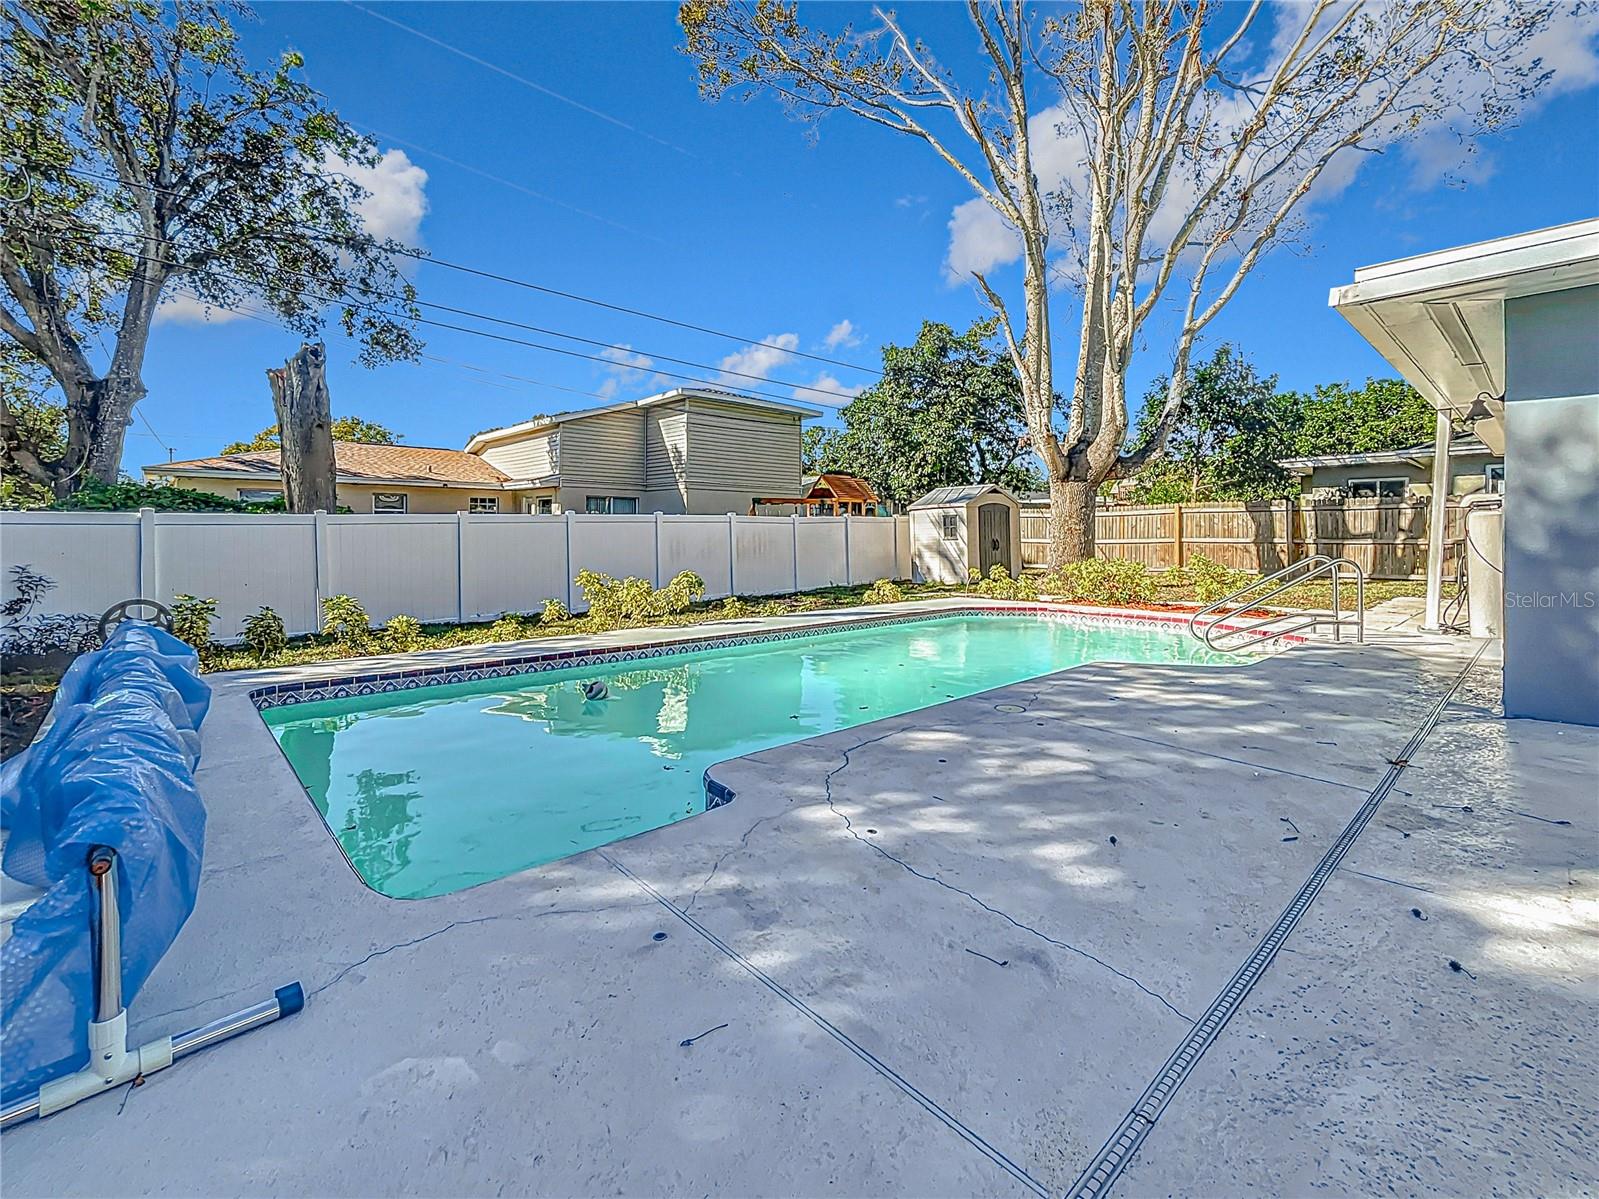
[2,601,1594,1197]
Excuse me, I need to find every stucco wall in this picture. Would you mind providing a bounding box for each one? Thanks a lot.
[1305,454,1501,496]
[165,476,505,514]
[1502,284,1599,726]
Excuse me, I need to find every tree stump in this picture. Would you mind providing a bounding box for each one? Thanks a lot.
[266,342,336,513]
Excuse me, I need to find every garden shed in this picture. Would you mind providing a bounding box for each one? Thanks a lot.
[908,485,1022,584]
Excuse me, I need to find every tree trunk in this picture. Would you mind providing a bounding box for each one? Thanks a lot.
[267,343,336,513]
[1049,477,1097,567]
[79,374,147,488]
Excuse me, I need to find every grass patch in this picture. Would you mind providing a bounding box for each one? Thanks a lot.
[1147,573,1447,612]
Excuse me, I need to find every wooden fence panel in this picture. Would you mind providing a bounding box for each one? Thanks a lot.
[1017,498,1464,580]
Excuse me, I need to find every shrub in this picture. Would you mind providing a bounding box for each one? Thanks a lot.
[862,579,905,605]
[716,596,756,619]
[53,479,286,513]
[575,569,706,628]
[654,570,706,616]
[1182,553,1253,603]
[240,606,287,662]
[0,566,98,658]
[171,593,218,653]
[383,614,424,652]
[540,598,570,624]
[967,564,1038,602]
[487,613,535,642]
[1039,559,1153,607]
[320,594,371,649]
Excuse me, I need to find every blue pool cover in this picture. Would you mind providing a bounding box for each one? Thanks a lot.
[1,622,210,1105]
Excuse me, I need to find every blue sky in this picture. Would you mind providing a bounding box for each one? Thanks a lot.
[132,2,1599,471]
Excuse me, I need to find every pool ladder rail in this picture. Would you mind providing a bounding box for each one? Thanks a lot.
[0,847,304,1129]
[1188,555,1365,653]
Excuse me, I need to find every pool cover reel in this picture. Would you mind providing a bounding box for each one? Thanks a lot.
[0,621,301,1120]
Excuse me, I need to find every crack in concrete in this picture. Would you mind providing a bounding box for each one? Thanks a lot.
[819,732,1196,1025]
[683,808,792,914]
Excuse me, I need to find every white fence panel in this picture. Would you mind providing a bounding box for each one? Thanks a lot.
[567,514,657,587]
[153,514,319,638]
[0,512,140,620]
[733,517,797,596]
[796,519,848,590]
[847,517,897,584]
[459,516,569,620]
[660,517,732,601]
[323,515,459,624]
[894,515,912,580]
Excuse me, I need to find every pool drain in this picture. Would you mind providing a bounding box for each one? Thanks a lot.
[995,703,1026,713]
[1065,640,1489,1199]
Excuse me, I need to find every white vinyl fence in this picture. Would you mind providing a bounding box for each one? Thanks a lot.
[1,510,913,641]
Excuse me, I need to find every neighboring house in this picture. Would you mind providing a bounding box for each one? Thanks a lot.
[149,387,820,515]
[753,472,885,516]
[1278,436,1503,498]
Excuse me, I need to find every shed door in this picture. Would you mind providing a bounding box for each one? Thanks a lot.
[977,503,1012,575]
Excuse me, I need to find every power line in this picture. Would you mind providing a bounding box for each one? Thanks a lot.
[70,224,868,403]
[60,163,878,375]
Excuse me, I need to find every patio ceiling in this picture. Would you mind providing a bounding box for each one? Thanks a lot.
[1329,219,1599,455]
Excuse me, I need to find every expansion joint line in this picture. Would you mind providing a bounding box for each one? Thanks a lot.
[1065,640,1491,1199]
[822,732,1195,1024]
[598,847,1051,1199]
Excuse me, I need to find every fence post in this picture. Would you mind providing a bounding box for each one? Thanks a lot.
[312,509,329,620]
[653,511,664,588]
[138,507,158,600]
[843,516,852,586]
[891,514,901,581]
[564,510,576,611]
[727,513,737,597]
[1173,503,1185,570]
[791,513,800,593]
[455,511,467,623]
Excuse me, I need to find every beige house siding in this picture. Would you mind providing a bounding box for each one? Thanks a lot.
[559,408,645,488]
[644,401,688,507]
[476,430,558,480]
[684,398,802,510]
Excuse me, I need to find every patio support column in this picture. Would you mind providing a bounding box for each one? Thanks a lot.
[1423,407,1452,630]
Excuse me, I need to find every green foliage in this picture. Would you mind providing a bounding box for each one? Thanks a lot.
[540,598,570,624]
[716,596,756,619]
[0,349,64,509]
[171,594,218,653]
[575,569,706,628]
[1178,554,1253,603]
[383,614,424,652]
[319,594,371,649]
[1040,559,1154,607]
[487,614,536,642]
[812,319,1042,507]
[239,606,287,662]
[861,578,905,604]
[49,479,285,512]
[1286,378,1436,457]
[966,564,1038,602]
[1125,345,1298,503]
[221,416,402,455]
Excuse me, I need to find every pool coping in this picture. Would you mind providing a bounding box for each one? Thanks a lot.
[243,601,1300,711]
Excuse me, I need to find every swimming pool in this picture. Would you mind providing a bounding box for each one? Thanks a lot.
[259,611,1243,898]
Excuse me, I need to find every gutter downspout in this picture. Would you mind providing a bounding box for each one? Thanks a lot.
[1423,408,1452,630]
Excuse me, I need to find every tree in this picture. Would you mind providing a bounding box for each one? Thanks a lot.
[266,341,335,513]
[1123,345,1297,502]
[0,342,62,508]
[0,0,422,497]
[680,0,1552,564]
[814,318,1038,507]
[1289,378,1436,458]
[221,414,402,455]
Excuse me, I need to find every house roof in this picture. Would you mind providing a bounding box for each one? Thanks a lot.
[802,473,879,504]
[1278,436,1497,474]
[153,442,512,488]
[464,386,823,453]
[907,484,1012,510]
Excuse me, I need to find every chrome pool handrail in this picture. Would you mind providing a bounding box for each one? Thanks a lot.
[1188,555,1365,652]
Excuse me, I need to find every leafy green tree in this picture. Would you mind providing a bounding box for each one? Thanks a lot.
[815,319,1039,507]
[221,415,402,455]
[0,0,422,497]
[1287,379,1435,457]
[0,343,62,508]
[1124,346,1297,502]
[800,426,831,474]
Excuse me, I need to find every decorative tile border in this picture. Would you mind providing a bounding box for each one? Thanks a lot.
[247,603,1298,713]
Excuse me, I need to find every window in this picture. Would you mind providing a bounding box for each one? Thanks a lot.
[371,492,408,514]
[940,512,960,539]
[1347,478,1408,499]
[1484,463,1505,495]
[468,496,499,514]
[236,488,282,504]
[585,496,639,514]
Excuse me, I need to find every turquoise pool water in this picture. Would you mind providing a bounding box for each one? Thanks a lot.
[262,614,1241,898]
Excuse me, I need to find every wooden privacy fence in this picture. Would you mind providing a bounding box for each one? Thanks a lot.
[1019,499,1464,580]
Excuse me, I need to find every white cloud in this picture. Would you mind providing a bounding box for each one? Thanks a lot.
[329,147,430,248]
[944,197,1022,283]
[717,333,799,383]
[794,373,865,406]
[594,344,663,400]
[156,292,249,326]
[895,194,928,208]
[823,319,862,350]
